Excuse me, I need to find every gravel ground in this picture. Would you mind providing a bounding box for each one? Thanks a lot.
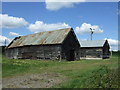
[2,72,66,88]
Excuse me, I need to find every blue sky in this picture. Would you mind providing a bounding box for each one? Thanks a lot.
[1,2,119,51]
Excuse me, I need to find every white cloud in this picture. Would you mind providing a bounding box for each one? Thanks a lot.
[0,14,28,28]
[28,21,71,33]
[9,32,21,36]
[46,2,75,11]
[45,0,85,11]
[0,35,11,46]
[107,39,120,46]
[75,23,103,34]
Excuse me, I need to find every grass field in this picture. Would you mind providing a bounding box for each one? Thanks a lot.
[2,53,119,88]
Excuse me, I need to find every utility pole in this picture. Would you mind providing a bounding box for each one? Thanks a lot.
[90,28,95,40]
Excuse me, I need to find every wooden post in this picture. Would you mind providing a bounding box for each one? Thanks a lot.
[60,54,61,62]
[59,51,62,62]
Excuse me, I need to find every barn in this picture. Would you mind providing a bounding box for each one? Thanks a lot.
[79,40,110,59]
[5,28,80,61]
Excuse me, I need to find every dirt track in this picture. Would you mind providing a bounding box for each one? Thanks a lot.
[2,72,66,88]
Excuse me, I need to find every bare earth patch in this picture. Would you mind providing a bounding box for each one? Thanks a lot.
[2,72,66,88]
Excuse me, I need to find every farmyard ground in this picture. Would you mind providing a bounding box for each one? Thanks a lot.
[2,53,119,88]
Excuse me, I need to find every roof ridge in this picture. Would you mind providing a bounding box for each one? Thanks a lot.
[20,28,72,37]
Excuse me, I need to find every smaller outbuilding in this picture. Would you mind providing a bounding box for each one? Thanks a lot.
[79,40,110,59]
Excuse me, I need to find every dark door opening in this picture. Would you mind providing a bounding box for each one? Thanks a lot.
[68,50,75,61]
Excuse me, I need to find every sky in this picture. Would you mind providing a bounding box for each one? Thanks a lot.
[1,1,119,51]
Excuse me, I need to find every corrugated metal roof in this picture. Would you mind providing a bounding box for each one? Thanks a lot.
[8,28,72,48]
[79,40,106,47]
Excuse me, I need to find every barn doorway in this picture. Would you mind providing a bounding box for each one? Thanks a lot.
[68,50,75,61]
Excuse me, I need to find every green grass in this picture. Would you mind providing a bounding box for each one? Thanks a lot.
[54,66,119,88]
[2,54,119,88]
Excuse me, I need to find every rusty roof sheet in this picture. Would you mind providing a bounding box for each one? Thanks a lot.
[8,28,72,48]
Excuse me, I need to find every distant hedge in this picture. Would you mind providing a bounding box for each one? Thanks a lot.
[112,51,120,56]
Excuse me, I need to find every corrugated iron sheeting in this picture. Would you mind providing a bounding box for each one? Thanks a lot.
[79,40,106,47]
[8,28,72,48]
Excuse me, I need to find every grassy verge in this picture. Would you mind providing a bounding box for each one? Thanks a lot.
[54,66,119,88]
[2,55,119,88]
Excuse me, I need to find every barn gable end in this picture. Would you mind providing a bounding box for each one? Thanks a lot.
[61,28,80,61]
